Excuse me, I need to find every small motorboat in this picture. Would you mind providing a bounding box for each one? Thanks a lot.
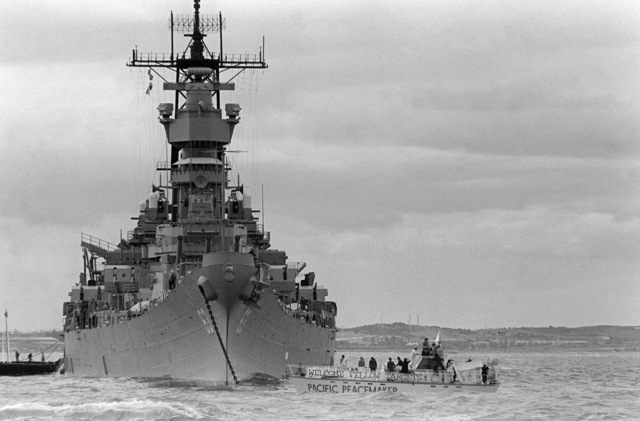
[288,359,499,394]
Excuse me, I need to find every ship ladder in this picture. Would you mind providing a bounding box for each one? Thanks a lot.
[201,295,239,385]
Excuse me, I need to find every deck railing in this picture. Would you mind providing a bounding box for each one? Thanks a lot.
[81,233,117,252]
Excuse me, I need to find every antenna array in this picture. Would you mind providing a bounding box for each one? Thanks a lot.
[171,14,224,33]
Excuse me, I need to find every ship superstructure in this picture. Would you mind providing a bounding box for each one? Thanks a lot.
[63,1,337,385]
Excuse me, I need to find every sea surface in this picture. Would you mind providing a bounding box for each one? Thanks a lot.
[0,350,638,420]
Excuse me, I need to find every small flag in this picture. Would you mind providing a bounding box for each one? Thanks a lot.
[3,310,6,318]
[145,81,153,95]
[147,69,154,80]
[435,329,440,344]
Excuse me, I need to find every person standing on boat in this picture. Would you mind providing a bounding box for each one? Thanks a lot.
[28,353,32,362]
[368,357,377,373]
[339,355,347,369]
[422,337,430,356]
[15,351,19,362]
[410,347,420,368]
[446,359,457,383]
[358,356,365,368]
[400,358,411,373]
[481,364,489,384]
[386,357,396,372]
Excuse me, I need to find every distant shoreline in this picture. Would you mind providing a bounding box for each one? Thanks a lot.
[337,346,640,353]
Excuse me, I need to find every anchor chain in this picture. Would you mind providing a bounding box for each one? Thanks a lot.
[203,297,239,385]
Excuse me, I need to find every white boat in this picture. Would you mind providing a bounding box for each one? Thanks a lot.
[288,359,499,394]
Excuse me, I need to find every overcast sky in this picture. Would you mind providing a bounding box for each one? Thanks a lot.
[1,0,639,332]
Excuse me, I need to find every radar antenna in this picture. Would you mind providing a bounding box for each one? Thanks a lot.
[127,0,267,83]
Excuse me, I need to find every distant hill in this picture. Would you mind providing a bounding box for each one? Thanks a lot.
[1,330,63,362]
[336,323,640,351]
[3,330,62,340]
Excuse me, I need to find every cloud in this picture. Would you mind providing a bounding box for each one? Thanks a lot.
[0,2,166,66]
[251,140,640,233]
[1,0,639,330]
[242,1,640,160]
[272,205,640,328]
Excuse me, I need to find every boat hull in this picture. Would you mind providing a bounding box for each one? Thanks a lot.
[0,360,62,376]
[64,254,336,384]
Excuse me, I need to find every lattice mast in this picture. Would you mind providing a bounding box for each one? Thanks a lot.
[128,0,267,87]
[127,0,267,224]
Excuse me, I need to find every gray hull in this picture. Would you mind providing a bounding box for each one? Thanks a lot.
[64,253,336,384]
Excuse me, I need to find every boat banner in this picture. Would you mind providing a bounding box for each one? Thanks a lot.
[305,367,382,381]
[386,371,450,384]
[305,366,344,378]
[304,366,482,385]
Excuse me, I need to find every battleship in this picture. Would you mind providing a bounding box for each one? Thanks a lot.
[63,1,337,385]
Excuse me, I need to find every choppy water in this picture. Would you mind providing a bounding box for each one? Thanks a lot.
[1,350,639,420]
